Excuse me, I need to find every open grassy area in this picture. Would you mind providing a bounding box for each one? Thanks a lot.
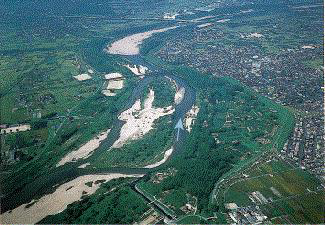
[303,58,324,69]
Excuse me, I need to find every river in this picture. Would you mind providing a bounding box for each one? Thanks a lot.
[1,30,196,221]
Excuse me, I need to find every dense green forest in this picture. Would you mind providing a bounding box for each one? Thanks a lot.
[143,77,176,108]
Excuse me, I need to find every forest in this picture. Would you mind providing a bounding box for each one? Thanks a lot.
[140,77,176,108]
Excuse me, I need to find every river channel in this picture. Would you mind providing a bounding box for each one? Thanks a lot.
[1,34,196,221]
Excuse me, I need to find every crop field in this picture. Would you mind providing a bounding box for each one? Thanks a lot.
[225,168,321,205]
[248,158,293,176]
[264,191,324,223]
[223,158,324,223]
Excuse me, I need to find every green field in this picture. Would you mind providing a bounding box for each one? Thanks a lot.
[223,158,324,223]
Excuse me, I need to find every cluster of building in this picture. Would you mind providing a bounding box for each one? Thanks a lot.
[225,203,268,224]
[151,168,177,184]
[157,24,324,178]
[0,124,31,135]
[281,115,324,176]
[138,209,163,225]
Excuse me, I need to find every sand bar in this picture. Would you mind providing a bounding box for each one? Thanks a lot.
[184,105,200,133]
[163,13,179,20]
[125,64,149,76]
[192,16,215,22]
[175,87,185,105]
[240,9,253,13]
[144,148,173,168]
[165,76,183,105]
[56,129,111,167]
[197,23,213,28]
[216,19,231,23]
[73,73,92,81]
[107,26,178,55]
[78,163,90,169]
[293,4,322,9]
[248,32,263,38]
[104,72,123,80]
[302,45,316,49]
[113,89,175,148]
[0,173,143,224]
[107,80,124,89]
[102,90,116,96]
[102,73,125,97]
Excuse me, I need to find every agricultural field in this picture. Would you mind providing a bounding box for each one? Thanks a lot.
[223,158,324,223]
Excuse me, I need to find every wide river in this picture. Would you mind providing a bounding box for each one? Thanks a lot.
[1,27,196,220]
